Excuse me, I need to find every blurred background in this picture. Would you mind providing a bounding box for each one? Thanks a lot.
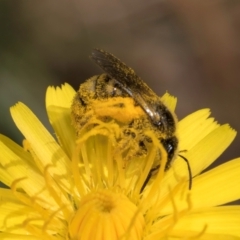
[0,0,240,190]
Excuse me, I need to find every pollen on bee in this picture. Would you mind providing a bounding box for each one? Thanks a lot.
[91,97,145,123]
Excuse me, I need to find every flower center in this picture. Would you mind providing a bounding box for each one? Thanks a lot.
[68,189,145,240]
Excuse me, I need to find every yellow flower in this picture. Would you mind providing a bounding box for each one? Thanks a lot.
[0,83,240,240]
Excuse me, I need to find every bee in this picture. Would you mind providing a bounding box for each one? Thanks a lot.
[71,49,192,191]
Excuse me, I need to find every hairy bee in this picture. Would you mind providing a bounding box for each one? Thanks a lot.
[71,49,192,191]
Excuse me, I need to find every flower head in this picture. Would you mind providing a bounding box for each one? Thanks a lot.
[0,83,240,240]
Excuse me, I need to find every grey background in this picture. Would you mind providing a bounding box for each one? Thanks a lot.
[0,1,240,199]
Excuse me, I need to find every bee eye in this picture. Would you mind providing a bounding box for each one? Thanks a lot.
[161,137,178,158]
[165,142,174,157]
[166,142,174,154]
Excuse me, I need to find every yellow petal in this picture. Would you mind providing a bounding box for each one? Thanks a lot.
[0,188,40,234]
[161,92,177,113]
[0,187,67,237]
[190,158,240,208]
[161,124,236,194]
[0,135,58,208]
[178,109,218,150]
[0,233,40,240]
[171,206,240,237]
[46,84,76,157]
[161,158,240,214]
[0,163,12,187]
[184,124,236,175]
[166,233,240,240]
[45,83,75,109]
[10,102,72,193]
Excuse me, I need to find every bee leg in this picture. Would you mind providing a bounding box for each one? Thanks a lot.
[114,129,139,160]
[140,165,160,193]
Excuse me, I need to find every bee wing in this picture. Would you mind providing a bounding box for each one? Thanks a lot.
[90,49,161,122]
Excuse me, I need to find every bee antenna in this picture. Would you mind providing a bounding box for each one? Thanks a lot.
[178,154,192,190]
